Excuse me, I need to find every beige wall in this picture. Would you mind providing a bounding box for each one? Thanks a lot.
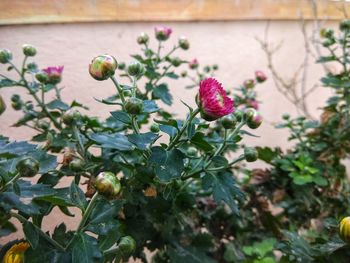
[0,21,338,246]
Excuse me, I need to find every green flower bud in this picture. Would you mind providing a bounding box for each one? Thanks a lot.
[10,94,20,103]
[171,57,182,67]
[125,97,144,115]
[322,38,336,47]
[282,113,290,120]
[16,157,39,177]
[62,110,81,125]
[0,95,6,115]
[0,49,12,64]
[118,62,126,70]
[137,32,149,45]
[212,64,219,70]
[244,108,256,122]
[127,61,145,77]
[150,123,160,133]
[35,71,49,83]
[320,28,334,39]
[180,71,187,78]
[178,36,190,50]
[118,236,136,256]
[69,158,85,172]
[221,114,237,129]
[339,217,350,243]
[27,62,38,71]
[22,44,37,57]
[203,66,210,73]
[37,120,50,130]
[340,20,350,32]
[95,171,121,198]
[11,101,22,111]
[123,89,132,97]
[244,147,258,162]
[246,110,262,129]
[186,147,198,157]
[89,55,118,81]
[25,103,34,111]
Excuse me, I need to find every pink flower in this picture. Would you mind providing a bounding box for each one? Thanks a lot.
[247,99,259,110]
[189,58,199,69]
[43,66,64,84]
[155,26,172,41]
[198,78,234,121]
[255,70,267,83]
[243,79,255,89]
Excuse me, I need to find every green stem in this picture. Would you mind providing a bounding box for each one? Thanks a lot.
[73,125,85,158]
[206,155,245,172]
[77,192,99,232]
[10,212,65,251]
[0,173,21,193]
[110,76,126,109]
[167,108,200,150]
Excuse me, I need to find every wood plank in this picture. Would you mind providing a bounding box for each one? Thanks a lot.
[0,0,349,25]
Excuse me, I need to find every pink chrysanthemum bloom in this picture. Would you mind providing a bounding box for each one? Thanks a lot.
[198,78,234,121]
[189,58,199,69]
[155,26,172,41]
[255,70,267,83]
[247,99,259,110]
[43,66,64,84]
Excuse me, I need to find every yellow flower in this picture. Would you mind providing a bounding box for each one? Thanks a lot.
[2,242,29,263]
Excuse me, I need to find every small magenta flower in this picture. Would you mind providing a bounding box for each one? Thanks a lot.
[255,70,267,83]
[198,78,234,121]
[247,99,259,110]
[43,66,64,84]
[243,79,255,89]
[189,58,199,69]
[155,26,172,41]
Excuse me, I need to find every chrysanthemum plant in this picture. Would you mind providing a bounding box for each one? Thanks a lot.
[0,26,264,262]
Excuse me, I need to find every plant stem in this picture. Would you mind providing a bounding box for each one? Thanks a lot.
[10,212,65,251]
[167,108,200,150]
[0,173,21,193]
[76,192,99,232]
[110,76,126,109]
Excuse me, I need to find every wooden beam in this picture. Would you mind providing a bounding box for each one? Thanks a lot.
[0,0,348,25]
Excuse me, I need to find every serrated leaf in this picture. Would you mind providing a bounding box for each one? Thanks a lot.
[69,182,87,212]
[127,132,158,150]
[23,221,40,249]
[90,133,134,151]
[153,84,173,105]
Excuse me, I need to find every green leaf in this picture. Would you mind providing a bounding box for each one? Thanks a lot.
[71,233,101,263]
[312,175,328,186]
[127,132,158,150]
[23,221,40,249]
[165,72,179,79]
[153,83,173,105]
[110,110,131,124]
[143,100,160,113]
[69,182,87,212]
[90,133,134,151]
[149,146,185,182]
[256,147,279,164]
[190,132,214,152]
[168,244,215,263]
[292,174,313,185]
[46,99,70,111]
[202,172,244,214]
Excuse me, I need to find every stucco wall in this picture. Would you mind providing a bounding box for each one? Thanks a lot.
[0,21,338,247]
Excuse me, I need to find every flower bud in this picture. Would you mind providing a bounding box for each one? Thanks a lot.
[282,113,290,120]
[246,110,262,129]
[137,32,149,45]
[171,57,182,67]
[255,71,267,83]
[89,55,117,81]
[35,71,49,83]
[127,61,145,77]
[62,110,81,125]
[234,109,244,122]
[0,49,12,64]
[186,147,198,157]
[37,120,50,130]
[320,28,334,39]
[123,89,132,97]
[244,108,256,121]
[180,71,187,78]
[243,79,255,89]
[178,36,190,50]
[221,114,237,129]
[69,158,85,172]
[244,147,258,162]
[11,101,22,111]
[22,44,37,57]
[11,94,20,103]
[155,26,172,41]
[43,66,64,84]
[212,64,219,70]
[118,62,126,70]
[189,59,199,70]
[118,236,136,256]
[125,97,144,115]
[95,171,121,198]
[339,217,350,243]
[340,20,350,32]
[203,66,210,73]
[0,95,6,115]
[150,123,160,133]
[16,157,39,177]
[247,99,259,110]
